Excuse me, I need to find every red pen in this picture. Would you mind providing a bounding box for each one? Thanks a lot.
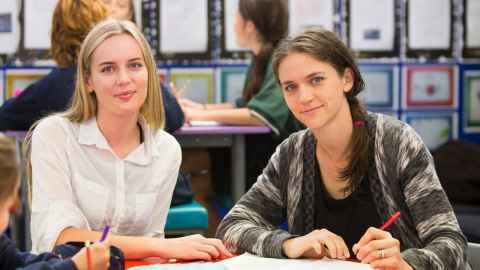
[85,241,92,270]
[380,211,401,230]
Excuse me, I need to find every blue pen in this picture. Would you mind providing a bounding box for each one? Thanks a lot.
[100,225,110,242]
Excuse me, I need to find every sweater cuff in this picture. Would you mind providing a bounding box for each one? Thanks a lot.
[265,230,297,258]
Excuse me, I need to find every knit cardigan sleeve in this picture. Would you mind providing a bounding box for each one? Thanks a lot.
[216,138,295,258]
[377,115,469,270]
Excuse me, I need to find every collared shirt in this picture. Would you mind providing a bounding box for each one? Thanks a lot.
[30,115,181,252]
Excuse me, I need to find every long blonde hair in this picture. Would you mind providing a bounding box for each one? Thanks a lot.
[25,19,165,204]
[65,19,165,129]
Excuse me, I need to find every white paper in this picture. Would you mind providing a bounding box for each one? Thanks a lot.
[410,71,451,103]
[359,71,392,107]
[160,0,208,53]
[289,0,334,35]
[408,0,450,49]
[0,0,20,54]
[217,253,372,270]
[224,0,247,52]
[350,0,394,51]
[466,0,480,47]
[190,120,221,127]
[133,0,142,29]
[24,0,57,49]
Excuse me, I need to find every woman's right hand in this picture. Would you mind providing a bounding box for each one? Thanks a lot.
[282,229,350,260]
[161,234,233,261]
[72,240,110,270]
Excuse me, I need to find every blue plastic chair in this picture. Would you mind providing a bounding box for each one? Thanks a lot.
[165,200,208,235]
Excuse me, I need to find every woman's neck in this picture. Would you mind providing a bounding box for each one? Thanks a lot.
[96,112,140,158]
[249,38,264,56]
[313,105,354,162]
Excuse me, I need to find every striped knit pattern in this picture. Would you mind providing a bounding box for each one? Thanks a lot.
[216,112,470,270]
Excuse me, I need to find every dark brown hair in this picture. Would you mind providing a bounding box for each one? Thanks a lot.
[51,0,107,68]
[239,0,288,102]
[272,27,370,191]
[0,134,19,203]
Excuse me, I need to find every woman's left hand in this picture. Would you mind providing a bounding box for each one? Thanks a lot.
[352,227,413,270]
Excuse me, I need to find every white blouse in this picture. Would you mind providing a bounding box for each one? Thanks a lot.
[30,115,181,252]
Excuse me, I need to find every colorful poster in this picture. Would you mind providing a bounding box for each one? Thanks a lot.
[218,67,247,104]
[403,65,456,109]
[463,70,480,133]
[170,68,214,104]
[403,112,457,150]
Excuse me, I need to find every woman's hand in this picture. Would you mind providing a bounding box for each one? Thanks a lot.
[353,227,413,270]
[72,239,111,270]
[282,229,350,260]
[161,234,233,261]
[179,98,204,110]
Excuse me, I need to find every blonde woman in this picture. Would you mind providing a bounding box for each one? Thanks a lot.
[29,20,231,260]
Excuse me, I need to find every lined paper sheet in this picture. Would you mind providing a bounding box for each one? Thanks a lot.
[0,0,20,54]
[289,0,334,35]
[350,0,394,51]
[217,253,372,270]
[24,0,57,49]
[160,0,208,53]
[224,0,247,52]
[466,0,480,47]
[129,253,372,270]
[408,0,450,49]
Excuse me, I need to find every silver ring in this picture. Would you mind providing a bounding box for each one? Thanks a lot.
[379,249,385,259]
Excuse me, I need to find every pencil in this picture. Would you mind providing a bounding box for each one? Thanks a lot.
[85,241,92,270]
[380,211,401,231]
[100,225,110,242]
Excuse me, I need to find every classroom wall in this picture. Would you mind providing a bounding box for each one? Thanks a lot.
[1,0,480,148]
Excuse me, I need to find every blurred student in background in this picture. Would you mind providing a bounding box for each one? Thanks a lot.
[0,0,184,133]
[179,0,302,189]
[0,134,110,270]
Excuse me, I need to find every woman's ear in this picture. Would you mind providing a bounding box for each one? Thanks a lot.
[343,68,354,93]
[245,20,257,37]
[86,76,94,94]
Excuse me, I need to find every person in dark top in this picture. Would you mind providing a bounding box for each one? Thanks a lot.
[0,0,184,133]
[216,27,470,270]
[0,134,110,270]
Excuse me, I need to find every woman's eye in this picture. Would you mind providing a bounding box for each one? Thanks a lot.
[311,76,324,85]
[129,62,144,69]
[101,65,114,73]
[284,84,296,92]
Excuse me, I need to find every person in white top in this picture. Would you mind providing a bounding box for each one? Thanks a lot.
[28,19,232,261]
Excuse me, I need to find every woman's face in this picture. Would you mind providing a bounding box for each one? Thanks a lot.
[102,0,133,20]
[278,52,353,131]
[234,9,254,49]
[86,34,148,119]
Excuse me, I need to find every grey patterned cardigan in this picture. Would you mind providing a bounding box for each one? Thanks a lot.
[216,113,470,270]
